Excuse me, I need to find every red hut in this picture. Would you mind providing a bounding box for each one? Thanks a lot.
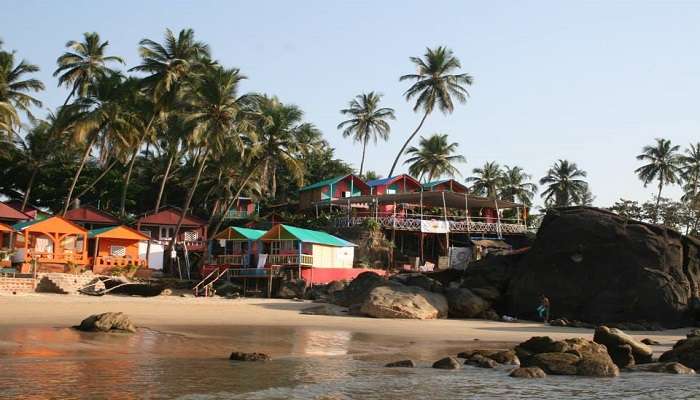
[422,179,469,193]
[135,206,208,252]
[298,174,370,209]
[366,174,422,195]
[65,205,120,230]
[221,197,259,220]
[0,202,30,225]
[4,200,50,220]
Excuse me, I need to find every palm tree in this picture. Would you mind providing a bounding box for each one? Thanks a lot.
[0,48,44,138]
[53,32,124,106]
[499,166,538,206]
[337,92,395,176]
[13,119,61,210]
[680,142,700,234]
[635,138,682,221]
[388,46,473,177]
[404,133,464,182]
[539,159,588,207]
[466,161,503,198]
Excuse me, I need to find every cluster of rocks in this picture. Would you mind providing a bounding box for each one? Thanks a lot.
[75,312,137,333]
[229,351,270,361]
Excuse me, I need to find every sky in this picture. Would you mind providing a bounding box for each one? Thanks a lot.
[4,0,700,207]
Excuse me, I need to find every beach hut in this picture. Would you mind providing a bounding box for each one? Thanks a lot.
[0,202,30,225]
[366,174,422,196]
[221,197,259,220]
[0,223,15,268]
[12,216,88,273]
[135,206,208,252]
[87,225,149,274]
[422,179,469,194]
[259,224,357,284]
[65,205,120,230]
[298,174,370,209]
[210,226,266,268]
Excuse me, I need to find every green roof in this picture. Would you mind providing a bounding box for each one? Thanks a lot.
[87,226,117,238]
[232,227,266,240]
[422,179,450,188]
[299,175,349,192]
[12,219,42,231]
[279,224,356,247]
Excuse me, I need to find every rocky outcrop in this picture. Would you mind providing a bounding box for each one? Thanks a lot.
[516,336,619,377]
[359,283,448,319]
[77,312,136,333]
[464,354,498,368]
[626,362,695,374]
[457,349,519,365]
[330,272,384,307]
[641,338,661,346]
[229,352,270,361]
[509,367,546,378]
[432,357,461,369]
[593,326,653,365]
[659,336,700,370]
[277,279,307,299]
[385,360,416,368]
[507,207,700,327]
[390,273,444,293]
[445,288,490,318]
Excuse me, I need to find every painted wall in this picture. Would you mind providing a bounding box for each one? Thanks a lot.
[300,267,385,284]
[311,244,354,269]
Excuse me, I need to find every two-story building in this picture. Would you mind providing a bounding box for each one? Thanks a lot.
[298,174,370,210]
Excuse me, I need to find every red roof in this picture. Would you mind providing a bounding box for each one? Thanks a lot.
[0,202,30,222]
[64,205,120,225]
[137,207,207,227]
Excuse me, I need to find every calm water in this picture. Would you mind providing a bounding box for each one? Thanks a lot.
[0,326,697,399]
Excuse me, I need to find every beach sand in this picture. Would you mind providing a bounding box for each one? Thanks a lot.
[0,293,689,354]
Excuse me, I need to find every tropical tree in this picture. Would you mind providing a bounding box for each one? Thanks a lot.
[12,119,60,210]
[0,47,44,137]
[53,32,124,106]
[466,161,503,198]
[539,159,588,207]
[404,133,464,182]
[635,138,682,222]
[680,142,700,233]
[388,46,473,177]
[337,92,395,176]
[499,165,538,206]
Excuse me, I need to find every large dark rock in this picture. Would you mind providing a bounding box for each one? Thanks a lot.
[385,359,416,368]
[432,357,461,369]
[229,352,270,361]
[659,336,700,370]
[277,279,307,299]
[77,312,136,333]
[330,272,384,307]
[626,362,695,374]
[517,336,619,377]
[593,326,653,364]
[509,366,546,378]
[391,273,444,293]
[507,207,700,327]
[359,282,448,319]
[607,344,635,369]
[445,288,490,318]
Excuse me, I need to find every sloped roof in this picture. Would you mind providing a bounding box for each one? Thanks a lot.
[88,225,150,240]
[137,206,207,227]
[299,174,369,192]
[213,226,266,241]
[366,174,421,188]
[423,179,469,192]
[260,224,355,247]
[0,222,15,233]
[13,216,87,235]
[65,205,120,224]
[0,202,30,222]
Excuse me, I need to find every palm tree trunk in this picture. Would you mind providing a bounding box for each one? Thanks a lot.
[75,158,119,200]
[167,149,209,273]
[655,180,664,223]
[359,137,368,177]
[62,87,77,108]
[271,165,277,199]
[146,152,176,261]
[62,137,96,215]
[120,116,156,217]
[21,168,39,211]
[388,110,429,178]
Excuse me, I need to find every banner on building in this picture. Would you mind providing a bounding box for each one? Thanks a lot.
[420,219,450,233]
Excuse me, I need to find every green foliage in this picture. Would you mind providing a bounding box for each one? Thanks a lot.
[404,133,465,182]
[539,159,589,207]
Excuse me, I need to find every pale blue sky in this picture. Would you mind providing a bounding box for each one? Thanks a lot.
[4,0,699,206]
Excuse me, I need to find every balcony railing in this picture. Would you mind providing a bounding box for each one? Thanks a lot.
[27,251,87,264]
[266,254,313,266]
[216,254,245,265]
[333,215,527,236]
[223,210,258,220]
[92,256,147,268]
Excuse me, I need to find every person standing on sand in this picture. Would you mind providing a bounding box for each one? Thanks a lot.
[537,295,550,323]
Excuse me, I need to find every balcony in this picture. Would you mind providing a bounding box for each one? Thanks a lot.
[333,215,528,236]
[266,254,313,266]
[27,251,87,264]
[216,254,246,266]
[223,210,258,220]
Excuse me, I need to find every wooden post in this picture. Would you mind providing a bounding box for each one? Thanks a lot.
[267,269,272,298]
[494,199,502,239]
[441,191,450,253]
[464,193,471,237]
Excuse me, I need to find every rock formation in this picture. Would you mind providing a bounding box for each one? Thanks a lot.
[516,336,619,377]
[76,312,136,333]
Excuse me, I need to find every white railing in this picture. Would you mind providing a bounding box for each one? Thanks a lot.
[266,254,313,266]
[333,216,527,235]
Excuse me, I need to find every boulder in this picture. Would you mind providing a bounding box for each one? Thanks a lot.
[277,279,307,299]
[464,354,498,368]
[445,288,490,318]
[215,281,240,297]
[359,283,448,319]
[326,280,347,294]
[330,272,384,307]
[77,312,136,333]
[471,286,502,303]
[458,349,519,365]
[509,367,546,378]
[641,338,661,346]
[385,359,416,368]
[626,362,695,374]
[593,326,653,364]
[517,336,620,377]
[607,344,635,369]
[659,336,700,370]
[432,357,462,369]
[526,352,580,375]
[229,352,270,361]
[391,273,444,293]
[507,207,700,327]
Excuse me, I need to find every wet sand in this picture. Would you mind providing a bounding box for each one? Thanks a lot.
[0,293,688,354]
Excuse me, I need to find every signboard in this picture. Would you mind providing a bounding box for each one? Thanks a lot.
[420,219,450,233]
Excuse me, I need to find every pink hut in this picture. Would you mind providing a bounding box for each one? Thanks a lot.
[298,174,370,210]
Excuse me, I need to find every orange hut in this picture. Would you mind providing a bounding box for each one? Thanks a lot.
[13,216,88,273]
[0,223,15,268]
[87,226,149,274]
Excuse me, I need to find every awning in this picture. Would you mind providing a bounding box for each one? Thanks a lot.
[319,191,522,209]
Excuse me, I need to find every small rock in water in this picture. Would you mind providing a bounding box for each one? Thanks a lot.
[509,366,547,378]
[641,338,661,346]
[432,357,461,369]
[229,352,271,361]
[626,362,695,374]
[76,312,136,333]
[385,360,416,368]
[465,354,498,368]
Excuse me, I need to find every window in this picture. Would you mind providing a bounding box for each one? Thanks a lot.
[110,245,126,257]
[184,230,199,241]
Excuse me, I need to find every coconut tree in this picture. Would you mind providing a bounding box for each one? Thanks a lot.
[388,46,473,177]
[680,142,700,233]
[635,138,682,222]
[337,92,395,176]
[404,133,464,182]
[53,32,124,106]
[499,165,538,206]
[0,48,44,138]
[539,159,588,207]
[466,161,503,198]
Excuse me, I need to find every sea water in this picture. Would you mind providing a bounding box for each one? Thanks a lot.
[0,326,696,399]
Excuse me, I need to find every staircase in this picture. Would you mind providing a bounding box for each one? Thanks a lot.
[36,272,104,295]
